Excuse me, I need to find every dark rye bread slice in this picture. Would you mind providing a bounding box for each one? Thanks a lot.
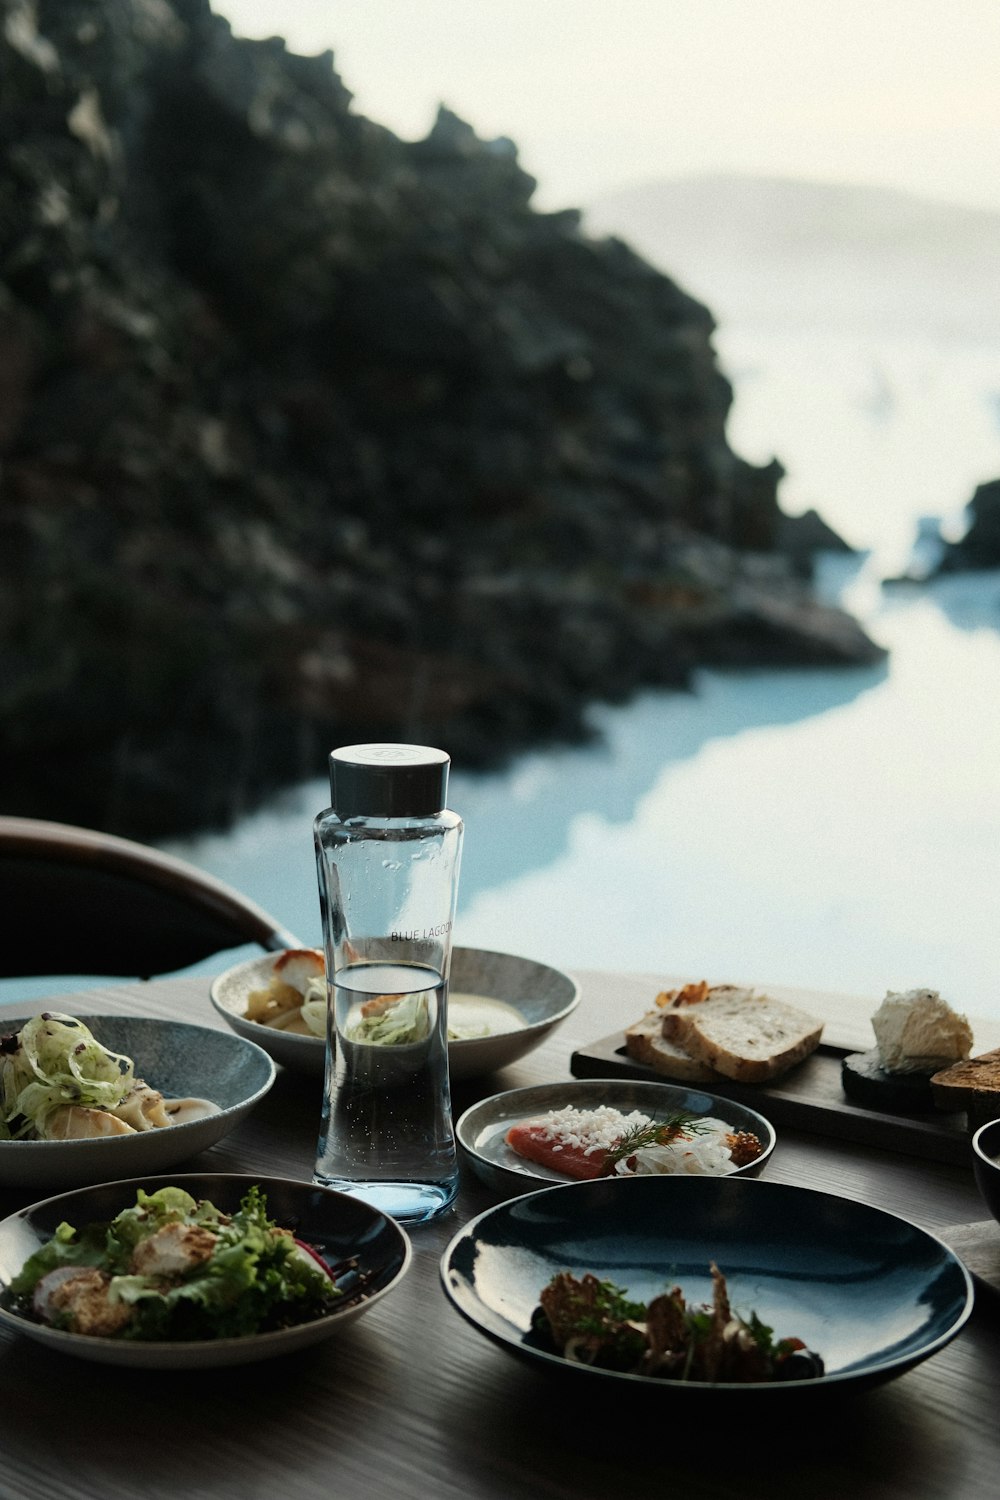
[930,1049,1000,1113]
[623,1010,719,1083]
[660,986,824,1083]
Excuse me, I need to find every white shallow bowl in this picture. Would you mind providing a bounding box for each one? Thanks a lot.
[209,946,580,1081]
[0,1172,411,1368]
[0,1014,275,1189]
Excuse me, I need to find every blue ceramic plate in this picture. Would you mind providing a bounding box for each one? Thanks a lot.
[0,1014,275,1189]
[441,1175,973,1394]
[0,1172,411,1368]
[456,1078,776,1194]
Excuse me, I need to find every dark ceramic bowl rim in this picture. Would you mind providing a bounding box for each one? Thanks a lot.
[0,1172,412,1366]
[440,1174,974,1395]
[970,1116,1000,1227]
[971,1116,1000,1166]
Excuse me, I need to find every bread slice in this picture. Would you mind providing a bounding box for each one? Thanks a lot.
[660,988,823,1083]
[623,1011,718,1083]
[930,1050,1000,1113]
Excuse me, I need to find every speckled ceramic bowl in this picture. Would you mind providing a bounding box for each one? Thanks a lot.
[0,1014,275,1189]
[210,946,580,1081]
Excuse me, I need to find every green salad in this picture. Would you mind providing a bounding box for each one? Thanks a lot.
[5,1186,344,1341]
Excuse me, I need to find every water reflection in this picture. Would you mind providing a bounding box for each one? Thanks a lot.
[925,571,1000,633]
[3,569,998,1023]
[135,646,883,962]
[454,659,885,905]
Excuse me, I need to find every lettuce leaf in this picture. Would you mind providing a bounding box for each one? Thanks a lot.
[6,1186,342,1341]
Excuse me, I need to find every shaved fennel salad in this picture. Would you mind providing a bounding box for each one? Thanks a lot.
[0,1013,204,1141]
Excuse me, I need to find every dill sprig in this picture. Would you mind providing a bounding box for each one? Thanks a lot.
[601,1111,710,1172]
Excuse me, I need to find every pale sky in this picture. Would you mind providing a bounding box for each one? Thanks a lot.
[215,0,1000,212]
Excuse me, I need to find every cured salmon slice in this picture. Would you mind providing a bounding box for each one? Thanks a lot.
[503,1104,763,1181]
[505,1121,609,1179]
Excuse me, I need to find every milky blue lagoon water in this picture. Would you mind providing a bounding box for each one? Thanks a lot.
[149,560,999,1022]
[159,327,1000,1019]
[5,328,1000,1021]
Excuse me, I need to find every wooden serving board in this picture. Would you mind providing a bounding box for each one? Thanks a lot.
[570,1031,978,1167]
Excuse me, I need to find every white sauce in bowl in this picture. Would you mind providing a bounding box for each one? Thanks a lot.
[448,993,526,1041]
[163,1098,221,1125]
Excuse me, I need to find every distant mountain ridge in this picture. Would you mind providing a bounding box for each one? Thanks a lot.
[586,174,1000,336]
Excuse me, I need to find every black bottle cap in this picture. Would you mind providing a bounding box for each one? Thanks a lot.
[329,743,451,818]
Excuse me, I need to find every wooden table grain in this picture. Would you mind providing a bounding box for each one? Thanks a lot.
[1,970,999,1500]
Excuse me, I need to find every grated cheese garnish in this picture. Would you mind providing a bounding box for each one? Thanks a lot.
[514,1105,744,1177]
[521,1105,656,1158]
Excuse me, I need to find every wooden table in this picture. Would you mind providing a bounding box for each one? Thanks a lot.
[1,971,999,1500]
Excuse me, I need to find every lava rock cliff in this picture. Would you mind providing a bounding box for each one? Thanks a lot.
[0,0,883,837]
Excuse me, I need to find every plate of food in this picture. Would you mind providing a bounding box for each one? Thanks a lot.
[456,1078,775,1194]
[0,1172,411,1367]
[576,977,1000,1166]
[0,1012,275,1188]
[210,945,579,1080]
[441,1175,973,1394]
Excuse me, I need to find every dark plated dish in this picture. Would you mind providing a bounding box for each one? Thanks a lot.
[456,1078,775,1193]
[0,1172,411,1368]
[441,1175,973,1394]
[971,1117,1000,1224]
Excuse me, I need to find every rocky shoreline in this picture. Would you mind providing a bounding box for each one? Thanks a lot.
[1,0,884,840]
